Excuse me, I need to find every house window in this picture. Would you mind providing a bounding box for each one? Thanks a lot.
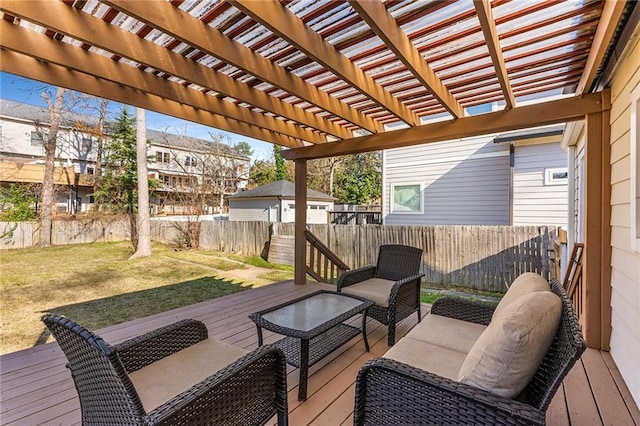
[544,168,568,186]
[631,85,640,251]
[31,131,47,146]
[156,151,171,163]
[391,183,423,213]
[82,138,93,152]
[87,166,95,175]
[184,156,197,167]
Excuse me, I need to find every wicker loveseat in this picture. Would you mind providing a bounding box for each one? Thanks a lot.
[353,275,586,426]
[42,314,288,426]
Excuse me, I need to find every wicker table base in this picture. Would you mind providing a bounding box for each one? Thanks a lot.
[250,291,373,401]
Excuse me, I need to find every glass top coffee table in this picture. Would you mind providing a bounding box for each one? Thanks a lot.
[249,290,374,401]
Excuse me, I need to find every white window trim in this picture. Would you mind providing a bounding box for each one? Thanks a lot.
[391,182,424,214]
[544,167,569,186]
[630,85,640,252]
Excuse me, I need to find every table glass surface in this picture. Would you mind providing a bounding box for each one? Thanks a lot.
[259,293,364,332]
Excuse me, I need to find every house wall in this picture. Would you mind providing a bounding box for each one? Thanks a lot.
[228,198,276,222]
[383,135,510,225]
[280,200,332,224]
[608,30,640,407]
[512,142,568,226]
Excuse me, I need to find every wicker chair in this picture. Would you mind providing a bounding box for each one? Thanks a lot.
[42,314,288,426]
[337,244,424,346]
[353,279,586,425]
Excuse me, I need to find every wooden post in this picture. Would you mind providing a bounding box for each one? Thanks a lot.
[295,159,308,284]
[583,108,612,350]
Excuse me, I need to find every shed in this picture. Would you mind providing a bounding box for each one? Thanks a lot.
[228,180,335,224]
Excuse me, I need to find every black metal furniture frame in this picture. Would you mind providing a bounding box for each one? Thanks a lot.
[353,279,586,425]
[42,314,289,425]
[337,244,424,346]
[250,290,374,401]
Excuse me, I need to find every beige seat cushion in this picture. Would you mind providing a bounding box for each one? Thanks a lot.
[128,338,249,412]
[384,338,467,381]
[406,314,487,354]
[457,291,561,398]
[493,272,550,320]
[341,278,396,307]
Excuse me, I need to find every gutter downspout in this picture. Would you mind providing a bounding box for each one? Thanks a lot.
[509,142,514,226]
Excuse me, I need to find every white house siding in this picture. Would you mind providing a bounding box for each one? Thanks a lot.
[228,199,275,222]
[512,142,568,226]
[384,135,509,225]
[608,32,640,407]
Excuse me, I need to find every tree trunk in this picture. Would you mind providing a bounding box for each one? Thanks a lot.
[39,87,66,247]
[130,108,152,259]
[93,100,108,196]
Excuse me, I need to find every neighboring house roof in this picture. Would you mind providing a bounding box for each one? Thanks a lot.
[146,129,248,161]
[0,98,99,127]
[0,99,248,161]
[229,180,336,201]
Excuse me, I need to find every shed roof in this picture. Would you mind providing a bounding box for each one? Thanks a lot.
[229,180,335,201]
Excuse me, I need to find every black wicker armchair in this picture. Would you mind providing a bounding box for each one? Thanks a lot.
[42,314,288,426]
[337,244,424,346]
[353,279,586,425]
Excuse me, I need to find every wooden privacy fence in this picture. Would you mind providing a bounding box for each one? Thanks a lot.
[272,223,556,293]
[1,219,555,293]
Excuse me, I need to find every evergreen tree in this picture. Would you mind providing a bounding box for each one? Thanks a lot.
[274,145,287,181]
[95,107,140,248]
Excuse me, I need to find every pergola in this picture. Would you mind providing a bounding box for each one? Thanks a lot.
[0,0,632,349]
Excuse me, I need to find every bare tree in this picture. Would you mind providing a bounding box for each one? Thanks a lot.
[37,87,66,247]
[153,131,248,248]
[130,108,152,259]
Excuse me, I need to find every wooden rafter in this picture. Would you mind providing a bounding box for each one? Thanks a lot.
[473,0,515,109]
[282,90,610,160]
[349,0,464,119]
[0,50,303,148]
[102,0,382,134]
[575,0,627,94]
[0,0,352,141]
[0,20,321,144]
[229,0,421,127]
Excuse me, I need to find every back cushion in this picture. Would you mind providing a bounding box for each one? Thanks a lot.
[493,273,550,320]
[457,291,561,398]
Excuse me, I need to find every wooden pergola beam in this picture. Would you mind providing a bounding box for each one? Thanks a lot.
[0,0,350,141]
[0,20,321,145]
[0,50,303,148]
[282,90,610,160]
[575,0,626,94]
[229,0,421,127]
[349,0,464,119]
[103,0,382,135]
[473,0,515,109]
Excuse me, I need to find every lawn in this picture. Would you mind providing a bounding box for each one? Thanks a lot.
[0,241,294,354]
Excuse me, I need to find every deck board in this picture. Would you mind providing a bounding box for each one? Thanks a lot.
[1,280,637,425]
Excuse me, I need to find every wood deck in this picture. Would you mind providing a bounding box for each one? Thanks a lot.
[1,280,638,425]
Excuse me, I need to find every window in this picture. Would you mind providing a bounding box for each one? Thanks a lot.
[82,138,93,152]
[31,131,47,146]
[544,168,568,186]
[184,156,197,167]
[156,151,171,163]
[631,85,640,251]
[87,166,95,175]
[392,183,423,213]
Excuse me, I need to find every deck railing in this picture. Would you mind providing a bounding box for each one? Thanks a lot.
[305,229,349,283]
[563,243,584,318]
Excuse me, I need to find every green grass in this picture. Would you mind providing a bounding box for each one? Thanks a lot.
[0,242,279,354]
[257,270,295,282]
[420,291,447,304]
[230,254,294,271]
